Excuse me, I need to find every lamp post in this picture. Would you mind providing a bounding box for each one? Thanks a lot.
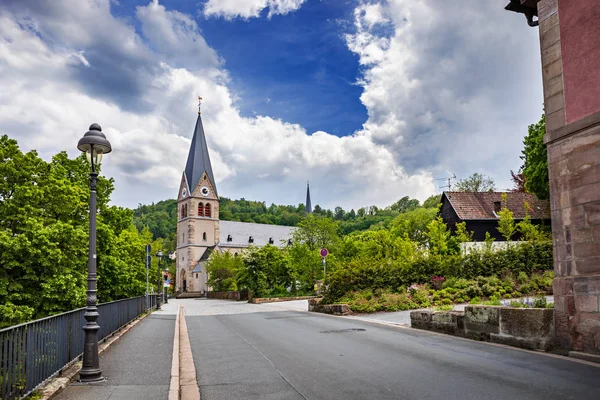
[77,123,111,383]
[156,250,163,309]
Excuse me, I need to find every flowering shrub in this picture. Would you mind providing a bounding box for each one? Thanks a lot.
[430,275,445,290]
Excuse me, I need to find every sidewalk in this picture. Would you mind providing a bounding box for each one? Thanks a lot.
[54,301,178,400]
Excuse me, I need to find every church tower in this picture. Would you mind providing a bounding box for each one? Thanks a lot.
[176,99,219,293]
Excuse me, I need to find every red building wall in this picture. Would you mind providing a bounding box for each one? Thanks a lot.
[559,0,600,123]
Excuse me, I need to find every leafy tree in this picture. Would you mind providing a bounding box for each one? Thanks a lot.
[237,245,290,297]
[497,194,516,241]
[455,173,496,192]
[390,196,420,213]
[206,251,243,291]
[510,169,526,192]
[0,135,152,327]
[390,207,437,245]
[521,115,549,200]
[422,194,442,209]
[292,214,340,251]
[425,217,452,255]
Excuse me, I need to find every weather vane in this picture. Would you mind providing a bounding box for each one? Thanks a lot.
[198,96,203,114]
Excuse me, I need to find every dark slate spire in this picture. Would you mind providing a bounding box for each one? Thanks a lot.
[184,110,217,196]
[306,181,312,214]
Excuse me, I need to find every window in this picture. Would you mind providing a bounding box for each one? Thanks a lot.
[205,203,211,218]
[203,232,207,241]
[234,252,238,257]
[198,202,204,217]
[248,236,254,244]
[195,273,198,278]
[287,239,293,246]
[227,234,232,242]
[181,203,187,218]
[269,237,274,245]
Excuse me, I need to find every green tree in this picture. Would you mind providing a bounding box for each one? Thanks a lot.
[422,194,441,209]
[292,214,340,251]
[0,135,152,327]
[425,217,452,255]
[390,196,420,213]
[390,207,437,245]
[521,115,549,200]
[497,194,516,242]
[455,173,496,192]
[206,251,243,291]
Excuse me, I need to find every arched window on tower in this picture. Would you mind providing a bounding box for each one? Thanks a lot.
[203,232,207,241]
[205,203,211,218]
[181,204,188,219]
[198,202,204,217]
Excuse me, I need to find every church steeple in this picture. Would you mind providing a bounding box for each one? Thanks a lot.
[306,181,312,214]
[184,104,217,196]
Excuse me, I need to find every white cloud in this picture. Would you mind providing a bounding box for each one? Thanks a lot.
[0,0,438,211]
[0,0,544,212]
[346,0,543,191]
[203,0,306,20]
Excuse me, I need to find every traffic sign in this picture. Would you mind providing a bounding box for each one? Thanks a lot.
[320,248,328,257]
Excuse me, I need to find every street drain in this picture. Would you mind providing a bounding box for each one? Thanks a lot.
[319,328,366,334]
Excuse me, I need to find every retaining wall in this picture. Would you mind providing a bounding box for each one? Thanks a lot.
[411,305,555,351]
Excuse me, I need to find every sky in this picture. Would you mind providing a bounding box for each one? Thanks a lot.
[0,0,544,211]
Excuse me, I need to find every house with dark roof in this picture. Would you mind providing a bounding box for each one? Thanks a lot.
[440,191,551,241]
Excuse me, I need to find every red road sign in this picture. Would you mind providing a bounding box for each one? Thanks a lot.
[320,248,328,257]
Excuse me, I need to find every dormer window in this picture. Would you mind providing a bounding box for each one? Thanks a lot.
[248,236,254,244]
[269,237,274,245]
[227,234,232,242]
[493,201,501,213]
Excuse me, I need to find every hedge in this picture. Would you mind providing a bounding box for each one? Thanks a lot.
[324,242,553,302]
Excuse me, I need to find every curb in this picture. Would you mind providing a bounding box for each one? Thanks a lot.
[168,305,181,400]
[41,310,154,400]
[179,307,201,400]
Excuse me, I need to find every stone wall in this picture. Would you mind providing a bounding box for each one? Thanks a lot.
[411,306,555,351]
[249,296,320,304]
[207,291,248,301]
[308,298,351,315]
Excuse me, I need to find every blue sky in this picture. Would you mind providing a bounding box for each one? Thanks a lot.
[112,0,366,136]
[0,0,544,210]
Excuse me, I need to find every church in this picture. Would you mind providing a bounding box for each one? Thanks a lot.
[175,103,311,294]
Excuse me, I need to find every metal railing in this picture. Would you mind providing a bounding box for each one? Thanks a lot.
[0,294,158,400]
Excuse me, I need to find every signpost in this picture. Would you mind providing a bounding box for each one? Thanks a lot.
[320,248,328,283]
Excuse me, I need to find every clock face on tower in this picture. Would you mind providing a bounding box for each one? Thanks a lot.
[200,186,210,197]
[181,188,188,198]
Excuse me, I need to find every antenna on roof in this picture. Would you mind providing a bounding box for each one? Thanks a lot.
[436,174,456,191]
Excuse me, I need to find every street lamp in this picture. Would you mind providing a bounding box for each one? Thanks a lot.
[77,123,111,383]
[156,250,163,309]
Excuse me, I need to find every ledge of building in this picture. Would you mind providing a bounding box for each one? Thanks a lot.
[544,110,600,144]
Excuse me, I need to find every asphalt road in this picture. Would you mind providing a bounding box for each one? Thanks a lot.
[185,303,600,400]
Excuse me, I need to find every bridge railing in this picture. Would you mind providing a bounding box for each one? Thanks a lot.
[0,294,158,400]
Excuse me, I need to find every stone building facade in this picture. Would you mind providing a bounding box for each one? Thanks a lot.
[507,0,600,355]
[175,110,296,294]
